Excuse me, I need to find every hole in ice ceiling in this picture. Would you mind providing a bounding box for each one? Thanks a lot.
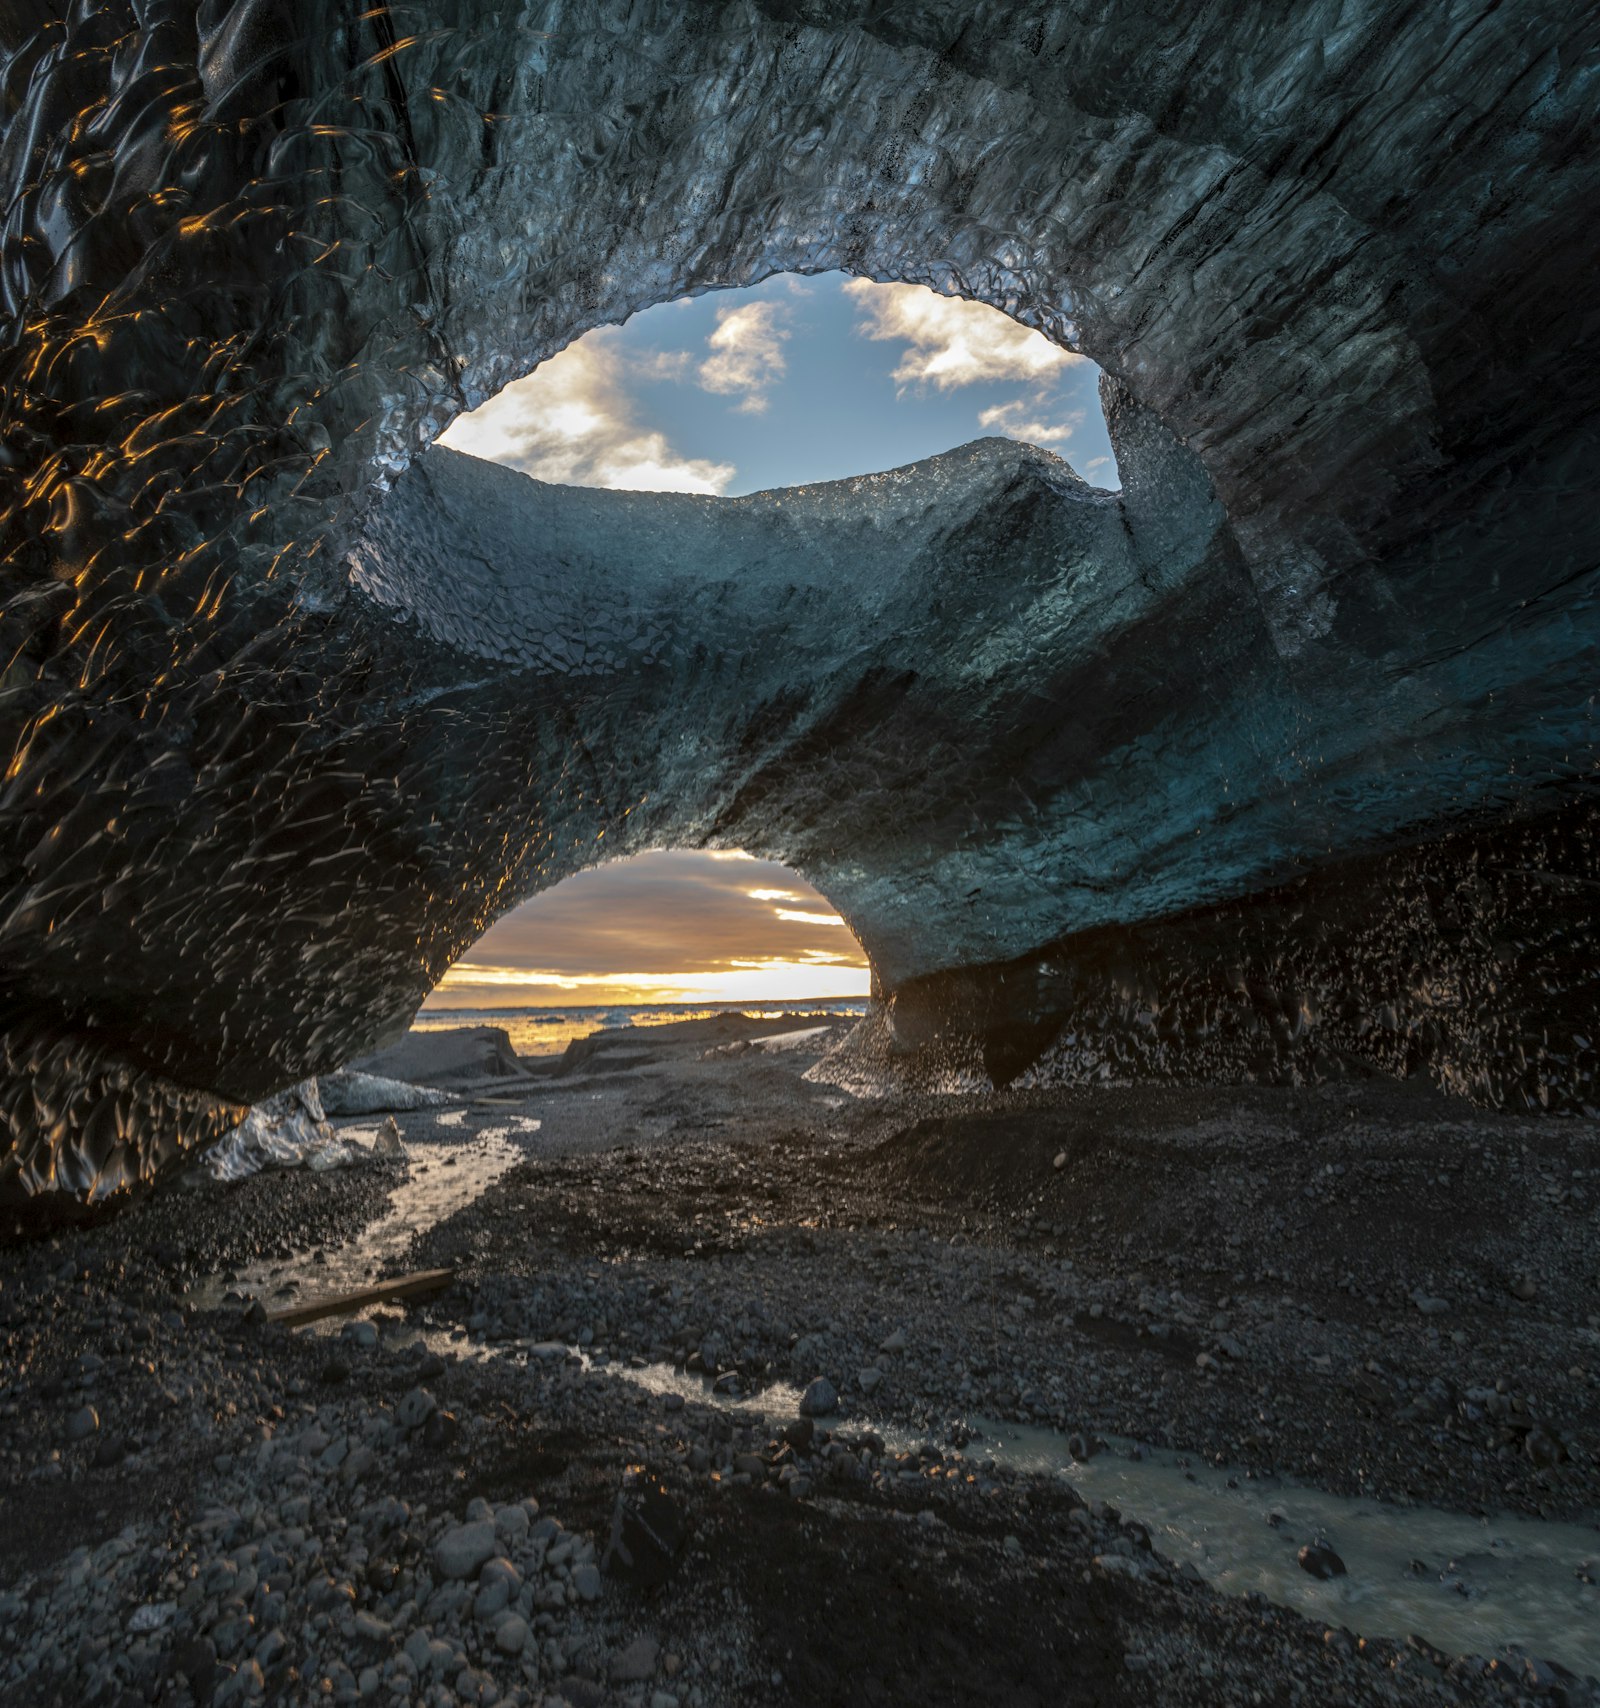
[417,849,871,1055]
[439,273,1118,495]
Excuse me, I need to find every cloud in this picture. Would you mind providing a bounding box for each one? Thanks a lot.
[697,300,790,414]
[975,399,1084,445]
[842,279,1082,392]
[439,332,735,495]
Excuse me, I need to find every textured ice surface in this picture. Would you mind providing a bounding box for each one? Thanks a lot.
[1,2,1598,1201]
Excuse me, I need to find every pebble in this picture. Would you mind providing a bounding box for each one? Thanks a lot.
[494,1612,530,1655]
[858,1366,884,1395]
[65,1404,99,1441]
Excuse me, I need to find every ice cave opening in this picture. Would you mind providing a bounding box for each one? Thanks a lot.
[411,847,873,1061]
[435,271,1120,497]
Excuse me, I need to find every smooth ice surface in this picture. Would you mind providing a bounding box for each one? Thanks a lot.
[1,2,1598,1199]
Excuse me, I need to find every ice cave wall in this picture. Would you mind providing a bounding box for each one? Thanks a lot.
[1,1,1597,1200]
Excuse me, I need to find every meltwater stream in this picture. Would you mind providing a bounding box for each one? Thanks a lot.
[193,1126,1598,1681]
[976,1416,1600,1679]
[580,1363,1599,1679]
[191,1122,533,1310]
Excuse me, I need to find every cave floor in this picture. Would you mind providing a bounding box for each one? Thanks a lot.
[2,1021,1597,1707]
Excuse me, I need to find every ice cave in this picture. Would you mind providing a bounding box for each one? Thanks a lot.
[1,0,1597,1206]
[5,9,1600,1707]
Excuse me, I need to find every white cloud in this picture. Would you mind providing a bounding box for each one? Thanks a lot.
[976,399,1084,445]
[440,332,734,495]
[843,279,1081,391]
[698,300,790,414]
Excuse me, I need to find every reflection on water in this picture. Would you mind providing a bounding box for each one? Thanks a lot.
[191,1128,528,1309]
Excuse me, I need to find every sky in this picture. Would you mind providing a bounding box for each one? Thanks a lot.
[429,274,1113,1009]
[428,850,872,1008]
[440,271,1116,496]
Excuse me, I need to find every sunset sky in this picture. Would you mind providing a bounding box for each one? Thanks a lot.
[428,850,872,1008]
[429,275,1112,1008]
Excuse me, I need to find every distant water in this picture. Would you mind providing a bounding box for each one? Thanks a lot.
[413,999,870,1057]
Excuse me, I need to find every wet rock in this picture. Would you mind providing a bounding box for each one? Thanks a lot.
[1298,1542,1348,1580]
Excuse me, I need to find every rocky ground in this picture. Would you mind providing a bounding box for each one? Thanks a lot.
[1,1013,1597,1708]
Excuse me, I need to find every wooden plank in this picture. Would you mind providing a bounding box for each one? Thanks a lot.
[265,1267,455,1327]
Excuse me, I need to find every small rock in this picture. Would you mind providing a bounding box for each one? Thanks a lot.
[1410,1290,1450,1316]
[494,1502,532,1545]
[799,1377,838,1417]
[1053,1151,1067,1170]
[857,1367,884,1396]
[1511,1275,1538,1302]
[421,1408,459,1450]
[781,1417,814,1450]
[572,1561,603,1601]
[494,1613,530,1655]
[433,1519,497,1581]
[1298,1541,1347,1580]
[879,1328,907,1354]
[65,1405,98,1442]
[396,1387,436,1431]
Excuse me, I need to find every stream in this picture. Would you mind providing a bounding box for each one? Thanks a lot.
[196,1127,1599,1680]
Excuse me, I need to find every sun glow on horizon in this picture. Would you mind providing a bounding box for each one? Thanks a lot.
[429,954,871,1008]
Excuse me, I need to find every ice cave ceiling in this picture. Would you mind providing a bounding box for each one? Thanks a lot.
[1,1,1598,1201]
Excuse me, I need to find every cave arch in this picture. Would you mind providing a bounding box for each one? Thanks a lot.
[2,2,1597,1200]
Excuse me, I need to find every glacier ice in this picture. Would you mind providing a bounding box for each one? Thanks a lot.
[1,1,1598,1203]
